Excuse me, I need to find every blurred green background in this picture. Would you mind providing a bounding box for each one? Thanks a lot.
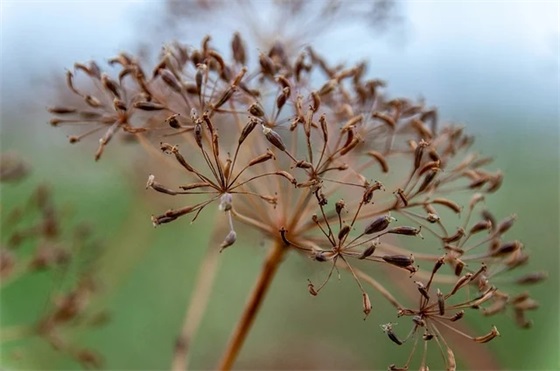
[1,1,558,370]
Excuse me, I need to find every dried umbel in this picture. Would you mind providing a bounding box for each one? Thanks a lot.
[49,34,543,369]
[1,182,106,368]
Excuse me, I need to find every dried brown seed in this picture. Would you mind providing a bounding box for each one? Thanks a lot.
[417,168,438,193]
[469,220,492,234]
[415,281,429,300]
[84,95,102,108]
[367,151,389,173]
[231,32,246,65]
[311,91,321,113]
[166,114,181,129]
[359,241,377,260]
[382,254,414,268]
[113,98,126,111]
[48,107,77,114]
[491,240,522,257]
[160,69,182,92]
[248,149,275,167]
[450,273,472,296]
[448,311,465,322]
[496,214,517,235]
[259,53,276,76]
[387,226,422,237]
[262,126,286,152]
[515,271,548,285]
[248,102,265,117]
[473,326,500,343]
[318,79,337,96]
[371,111,395,127]
[213,86,236,110]
[381,323,402,345]
[442,228,465,243]
[432,198,462,214]
[437,289,445,315]
[364,215,394,235]
[307,280,318,296]
[362,292,372,318]
[220,230,237,251]
[362,181,384,203]
[338,225,351,241]
[133,101,165,111]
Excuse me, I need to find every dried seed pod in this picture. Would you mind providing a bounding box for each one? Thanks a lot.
[276,87,290,110]
[84,95,102,108]
[218,193,233,212]
[335,200,345,215]
[259,53,276,76]
[151,205,196,226]
[160,69,182,92]
[496,214,517,235]
[166,114,181,129]
[469,220,492,234]
[414,139,429,169]
[307,280,318,296]
[437,289,445,315]
[220,230,237,251]
[442,228,465,243]
[338,225,351,241]
[231,32,246,65]
[415,281,429,300]
[359,241,378,260]
[248,102,265,117]
[432,198,461,214]
[449,273,473,296]
[318,79,337,96]
[311,91,321,113]
[101,74,120,98]
[382,254,415,268]
[133,101,165,111]
[367,151,389,173]
[491,240,522,257]
[113,97,127,111]
[212,86,236,110]
[417,168,438,193]
[274,171,297,185]
[364,215,394,235]
[362,181,384,203]
[372,111,395,127]
[248,149,275,167]
[426,213,440,223]
[387,226,422,237]
[48,107,77,114]
[362,292,372,318]
[515,271,548,285]
[381,323,402,345]
[473,326,500,343]
[450,310,465,322]
[262,126,286,152]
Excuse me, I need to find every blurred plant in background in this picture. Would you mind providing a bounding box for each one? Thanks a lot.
[1,0,556,370]
[1,153,106,368]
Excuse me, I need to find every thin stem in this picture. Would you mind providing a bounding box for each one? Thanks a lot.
[171,221,224,371]
[217,239,287,370]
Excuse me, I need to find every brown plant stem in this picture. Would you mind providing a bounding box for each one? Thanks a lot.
[217,239,287,370]
[171,237,223,371]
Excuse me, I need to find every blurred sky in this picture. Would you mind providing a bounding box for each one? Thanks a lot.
[1,0,558,131]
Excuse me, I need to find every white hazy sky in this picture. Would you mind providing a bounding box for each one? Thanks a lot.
[1,0,559,129]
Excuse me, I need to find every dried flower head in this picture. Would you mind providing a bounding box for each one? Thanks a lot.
[48,33,544,369]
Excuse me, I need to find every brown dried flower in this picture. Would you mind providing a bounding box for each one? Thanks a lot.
[48,32,543,370]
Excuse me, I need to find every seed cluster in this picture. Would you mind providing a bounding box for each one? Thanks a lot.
[48,34,543,369]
